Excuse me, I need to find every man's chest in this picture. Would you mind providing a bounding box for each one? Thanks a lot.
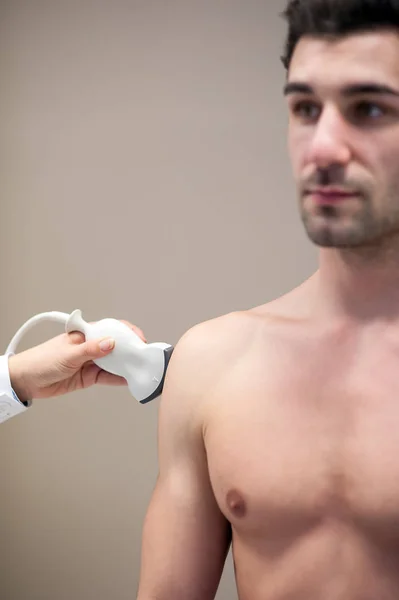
[203,338,399,541]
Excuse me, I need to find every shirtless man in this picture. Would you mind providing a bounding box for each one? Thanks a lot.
[137,1,399,598]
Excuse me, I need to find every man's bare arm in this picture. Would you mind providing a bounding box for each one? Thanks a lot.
[137,323,232,600]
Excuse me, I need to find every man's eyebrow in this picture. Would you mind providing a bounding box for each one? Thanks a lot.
[283,82,313,96]
[283,81,399,97]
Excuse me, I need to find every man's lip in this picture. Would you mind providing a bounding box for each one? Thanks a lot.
[304,189,361,205]
[305,188,359,196]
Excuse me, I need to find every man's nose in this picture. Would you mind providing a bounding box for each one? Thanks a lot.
[306,106,352,168]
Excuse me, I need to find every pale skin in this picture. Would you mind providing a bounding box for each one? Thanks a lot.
[137,30,399,600]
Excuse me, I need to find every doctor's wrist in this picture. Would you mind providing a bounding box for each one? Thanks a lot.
[8,355,32,404]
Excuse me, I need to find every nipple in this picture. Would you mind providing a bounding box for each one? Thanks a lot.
[226,489,247,518]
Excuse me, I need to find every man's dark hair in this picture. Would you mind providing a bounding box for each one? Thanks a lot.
[281,0,399,70]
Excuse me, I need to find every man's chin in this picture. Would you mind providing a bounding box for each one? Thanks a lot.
[300,210,368,248]
[304,225,364,249]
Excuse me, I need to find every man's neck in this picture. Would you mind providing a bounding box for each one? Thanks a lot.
[314,242,399,323]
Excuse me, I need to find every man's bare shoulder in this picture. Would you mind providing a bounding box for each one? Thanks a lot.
[176,273,317,357]
[163,310,260,400]
[162,276,317,406]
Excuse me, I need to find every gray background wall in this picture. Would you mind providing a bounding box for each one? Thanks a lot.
[0,1,317,598]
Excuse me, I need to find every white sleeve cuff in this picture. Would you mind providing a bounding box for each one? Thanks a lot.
[0,354,30,423]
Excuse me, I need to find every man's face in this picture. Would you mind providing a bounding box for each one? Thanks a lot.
[286,30,399,248]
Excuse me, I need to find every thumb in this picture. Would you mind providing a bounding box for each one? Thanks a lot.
[67,337,115,368]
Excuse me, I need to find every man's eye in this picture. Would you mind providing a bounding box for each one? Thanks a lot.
[353,102,385,120]
[291,101,320,120]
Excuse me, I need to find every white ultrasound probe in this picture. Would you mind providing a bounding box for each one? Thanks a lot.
[5,309,174,404]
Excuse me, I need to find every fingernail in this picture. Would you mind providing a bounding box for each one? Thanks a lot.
[100,338,115,351]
